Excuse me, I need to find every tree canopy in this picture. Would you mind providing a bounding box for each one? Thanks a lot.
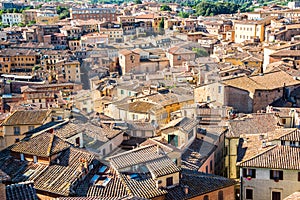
[195,1,240,16]
[160,4,172,11]
[178,11,189,18]
[134,0,143,4]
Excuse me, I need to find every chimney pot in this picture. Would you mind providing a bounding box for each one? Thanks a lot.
[184,185,189,195]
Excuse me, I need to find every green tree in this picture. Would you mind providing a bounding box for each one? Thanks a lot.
[178,11,189,18]
[134,0,142,4]
[57,6,70,20]
[15,22,25,27]
[160,4,172,11]
[159,17,164,29]
[192,47,209,57]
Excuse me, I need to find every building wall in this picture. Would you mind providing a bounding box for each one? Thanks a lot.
[97,132,123,158]
[70,8,117,21]
[225,137,240,180]
[234,23,264,43]
[252,86,299,113]
[0,54,38,74]
[224,86,252,113]
[66,132,84,148]
[59,61,81,83]
[189,185,235,200]
[3,124,41,148]
[241,168,300,200]
[36,15,59,25]
[194,82,225,105]
[168,53,196,68]
[119,52,141,74]
[2,13,24,25]
[128,129,155,138]
[156,171,180,189]
[198,151,215,174]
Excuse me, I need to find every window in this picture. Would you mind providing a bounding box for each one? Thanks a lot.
[102,149,106,156]
[272,191,281,200]
[298,172,300,181]
[28,126,34,131]
[14,127,20,135]
[270,170,283,180]
[218,86,222,93]
[121,90,124,95]
[243,168,256,178]
[177,55,181,60]
[218,191,223,200]
[210,160,213,172]
[246,189,253,199]
[33,156,37,163]
[282,118,286,124]
[206,165,208,173]
[75,137,80,146]
[15,138,19,143]
[204,195,209,200]
[166,177,173,187]
[110,143,113,151]
[281,140,285,146]
[290,141,296,146]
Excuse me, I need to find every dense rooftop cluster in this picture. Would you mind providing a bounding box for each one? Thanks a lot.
[0,0,300,200]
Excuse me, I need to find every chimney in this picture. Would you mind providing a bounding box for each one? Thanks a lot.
[183,185,189,195]
[0,183,6,200]
[262,140,266,148]
[156,145,161,154]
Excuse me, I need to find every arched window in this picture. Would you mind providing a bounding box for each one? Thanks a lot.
[204,195,209,200]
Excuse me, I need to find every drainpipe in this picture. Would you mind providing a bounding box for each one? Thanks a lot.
[240,175,243,200]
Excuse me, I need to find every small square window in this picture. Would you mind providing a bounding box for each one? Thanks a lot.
[246,189,253,199]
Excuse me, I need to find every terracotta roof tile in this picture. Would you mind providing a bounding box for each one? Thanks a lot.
[227,113,281,138]
[223,70,300,93]
[238,145,300,170]
[11,132,70,157]
[2,110,51,126]
[166,169,236,200]
[119,173,167,199]
[6,181,38,200]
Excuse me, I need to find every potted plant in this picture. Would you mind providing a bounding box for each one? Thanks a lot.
[274,177,279,182]
[246,176,252,180]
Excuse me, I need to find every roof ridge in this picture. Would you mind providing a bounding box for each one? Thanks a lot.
[108,144,156,159]
[118,174,134,197]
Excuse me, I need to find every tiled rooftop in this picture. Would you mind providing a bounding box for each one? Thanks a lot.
[109,145,164,170]
[181,139,217,171]
[0,132,96,197]
[166,169,236,200]
[119,173,167,199]
[223,70,300,93]
[2,110,51,126]
[6,181,38,200]
[11,132,70,157]
[238,145,300,170]
[161,117,198,134]
[227,113,281,138]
